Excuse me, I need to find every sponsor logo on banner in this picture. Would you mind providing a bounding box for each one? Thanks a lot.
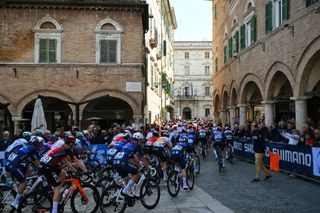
[312,147,320,177]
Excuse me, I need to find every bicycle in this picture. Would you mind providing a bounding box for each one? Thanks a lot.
[167,158,194,197]
[226,142,234,164]
[0,167,17,212]
[215,145,224,173]
[100,168,160,213]
[17,172,100,213]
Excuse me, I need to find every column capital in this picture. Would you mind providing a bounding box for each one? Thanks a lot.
[290,96,310,102]
[261,100,277,105]
[221,109,227,113]
[227,106,237,110]
[12,117,22,122]
[237,104,248,108]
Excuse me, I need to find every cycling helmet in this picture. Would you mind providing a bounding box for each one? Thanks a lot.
[216,126,222,131]
[76,132,84,139]
[30,136,44,146]
[22,131,32,141]
[34,129,44,136]
[179,136,188,143]
[64,131,72,137]
[133,132,144,140]
[161,130,169,137]
[83,130,89,135]
[65,135,76,146]
[46,134,57,142]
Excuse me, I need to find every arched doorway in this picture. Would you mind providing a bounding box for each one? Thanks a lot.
[308,81,320,125]
[182,107,192,120]
[0,103,13,133]
[241,81,263,123]
[82,96,133,129]
[22,97,73,131]
[267,71,294,121]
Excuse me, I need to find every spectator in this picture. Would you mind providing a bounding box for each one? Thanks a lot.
[244,124,251,139]
[12,129,23,142]
[281,129,300,145]
[251,124,271,182]
[0,130,10,151]
[305,131,314,147]
[314,129,320,147]
[259,123,269,140]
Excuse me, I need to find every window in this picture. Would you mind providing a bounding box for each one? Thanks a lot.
[306,0,319,7]
[185,52,189,59]
[95,18,122,64]
[224,45,228,64]
[185,66,190,75]
[241,15,256,49]
[265,0,289,33]
[205,87,210,96]
[232,31,239,57]
[33,15,62,63]
[205,66,210,75]
[205,108,210,117]
[151,66,154,88]
[184,87,190,96]
[100,40,117,63]
[215,57,218,73]
[205,52,210,59]
[214,3,218,20]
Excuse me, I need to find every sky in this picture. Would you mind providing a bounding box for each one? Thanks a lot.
[170,0,212,41]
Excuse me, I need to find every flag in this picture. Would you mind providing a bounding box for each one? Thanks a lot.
[269,152,281,172]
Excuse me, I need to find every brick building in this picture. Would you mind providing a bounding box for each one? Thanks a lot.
[0,0,149,132]
[212,0,320,131]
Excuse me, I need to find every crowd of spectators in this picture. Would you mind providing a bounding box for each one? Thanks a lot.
[232,119,320,147]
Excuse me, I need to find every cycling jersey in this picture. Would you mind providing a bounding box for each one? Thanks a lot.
[224,130,233,141]
[5,138,28,158]
[40,145,75,168]
[51,139,65,149]
[186,133,197,153]
[170,142,188,169]
[153,137,172,161]
[106,140,127,165]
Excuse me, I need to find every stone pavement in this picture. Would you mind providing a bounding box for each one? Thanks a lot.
[125,185,234,213]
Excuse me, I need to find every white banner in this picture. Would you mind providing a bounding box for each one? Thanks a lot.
[312,147,320,177]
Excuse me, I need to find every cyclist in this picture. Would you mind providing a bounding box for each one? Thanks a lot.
[39,135,87,213]
[224,125,234,160]
[213,126,226,168]
[5,136,44,209]
[153,131,172,181]
[198,127,208,158]
[113,132,149,197]
[186,129,199,173]
[4,131,32,159]
[170,136,190,190]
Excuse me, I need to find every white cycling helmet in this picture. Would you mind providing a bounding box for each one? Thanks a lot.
[133,132,144,140]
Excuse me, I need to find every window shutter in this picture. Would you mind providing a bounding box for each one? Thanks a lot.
[163,40,167,56]
[235,31,239,54]
[265,1,273,34]
[251,15,257,43]
[224,45,227,64]
[108,40,117,63]
[100,40,108,63]
[48,39,57,63]
[282,0,289,21]
[240,24,245,50]
[228,38,232,59]
[39,39,47,63]
[215,57,218,73]
[306,0,312,7]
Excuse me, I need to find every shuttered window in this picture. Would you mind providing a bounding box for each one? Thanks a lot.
[233,31,239,56]
[251,15,257,43]
[306,0,319,7]
[265,1,273,34]
[224,45,227,64]
[228,38,233,59]
[163,40,167,56]
[215,57,218,73]
[282,0,289,21]
[100,40,117,63]
[39,39,57,63]
[240,24,246,50]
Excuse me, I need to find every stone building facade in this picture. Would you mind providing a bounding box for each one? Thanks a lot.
[0,0,149,131]
[144,0,176,124]
[212,0,320,131]
[173,41,213,120]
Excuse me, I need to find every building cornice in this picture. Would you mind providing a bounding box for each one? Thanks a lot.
[0,62,145,68]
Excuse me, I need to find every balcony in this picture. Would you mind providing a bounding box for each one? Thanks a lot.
[176,95,196,100]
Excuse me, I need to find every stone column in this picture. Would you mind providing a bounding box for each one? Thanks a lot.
[261,101,276,127]
[12,117,22,133]
[290,96,309,133]
[228,106,237,129]
[220,109,227,127]
[237,104,248,126]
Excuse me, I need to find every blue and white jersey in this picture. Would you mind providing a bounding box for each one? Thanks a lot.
[6,144,39,166]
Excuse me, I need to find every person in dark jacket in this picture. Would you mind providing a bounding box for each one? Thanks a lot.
[251,124,271,182]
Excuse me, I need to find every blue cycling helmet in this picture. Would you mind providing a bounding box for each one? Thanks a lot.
[22,131,32,141]
[76,132,84,139]
[34,129,44,136]
[30,136,44,146]
[179,136,188,143]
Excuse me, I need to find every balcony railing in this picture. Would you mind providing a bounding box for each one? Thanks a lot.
[176,95,196,100]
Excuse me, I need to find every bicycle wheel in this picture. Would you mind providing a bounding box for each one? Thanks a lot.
[90,159,102,178]
[186,166,195,190]
[98,166,115,179]
[217,158,222,173]
[140,179,160,209]
[195,155,201,174]
[70,184,100,213]
[96,176,113,194]
[167,171,180,197]
[100,184,126,213]
[17,188,52,213]
[0,185,16,211]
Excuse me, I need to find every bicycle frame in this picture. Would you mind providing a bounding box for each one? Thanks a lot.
[59,177,89,206]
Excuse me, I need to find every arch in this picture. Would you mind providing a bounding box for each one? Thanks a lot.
[16,89,75,117]
[80,89,140,115]
[244,0,255,14]
[222,91,229,109]
[95,18,123,33]
[230,88,238,106]
[239,73,264,103]
[264,61,295,99]
[295,35,320,96]
[33,14,63,32]
[182,107,192,120]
